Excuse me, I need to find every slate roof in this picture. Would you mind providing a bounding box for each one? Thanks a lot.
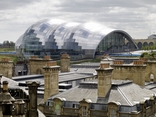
[70,62,100,75]
[49,80,155,106]
[12,73,94,86]
[1,76,19,88]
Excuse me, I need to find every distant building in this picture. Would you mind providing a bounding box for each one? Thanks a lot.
[148,34,156,39]
[15,19,138,60]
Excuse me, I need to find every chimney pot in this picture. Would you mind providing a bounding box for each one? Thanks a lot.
[3,81,8,93]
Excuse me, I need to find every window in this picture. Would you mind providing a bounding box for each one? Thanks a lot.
[110,108,116,117]
[82,106,87,117]
[73,104,79,108]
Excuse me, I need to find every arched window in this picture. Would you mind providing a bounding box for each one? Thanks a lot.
[143,42,148,47]
[137,42,142,49]
[149,42,154,46]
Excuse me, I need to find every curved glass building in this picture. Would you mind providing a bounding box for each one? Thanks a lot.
[15,19,138,60]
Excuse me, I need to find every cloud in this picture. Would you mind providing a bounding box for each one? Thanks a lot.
[0,0,40,10]
[0,0,156,43]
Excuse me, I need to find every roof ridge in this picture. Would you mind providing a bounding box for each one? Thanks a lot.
[117,87,133,106]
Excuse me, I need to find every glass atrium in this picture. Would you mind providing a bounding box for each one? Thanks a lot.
[15,19,138,60]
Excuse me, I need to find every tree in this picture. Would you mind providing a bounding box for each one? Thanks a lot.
[2,40,15,48]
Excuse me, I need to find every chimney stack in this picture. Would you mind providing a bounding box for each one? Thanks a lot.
[43,61,60,102]
[3,81,8,93]
[96,63,113,98]
[26,81,40,117]
[60,53,70,72]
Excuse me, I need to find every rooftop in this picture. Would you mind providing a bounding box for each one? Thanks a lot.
[49,80,155,106]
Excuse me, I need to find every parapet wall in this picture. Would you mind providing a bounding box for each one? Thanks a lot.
[28,56,53,75]
[112,60,146,86]
[0,58,14,79]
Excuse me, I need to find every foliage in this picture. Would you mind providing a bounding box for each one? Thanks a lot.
[140,52,149,58]
[140,51,156,59]
[0,55,19,63]
[2,40,15,48]
[142,45,156,50]
[0,48,15,52]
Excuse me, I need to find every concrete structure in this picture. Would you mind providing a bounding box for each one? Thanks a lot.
[28,56,53,75]
[112,60,146,86]
[43,61,60,102]
[60,53,70,72]
[0,58,14,79]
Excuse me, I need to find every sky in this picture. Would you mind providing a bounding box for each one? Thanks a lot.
[1,0,156,43]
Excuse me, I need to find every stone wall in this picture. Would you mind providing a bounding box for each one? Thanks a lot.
[28,56,53,75]
[112,60,146,86]
[0,58,14,79]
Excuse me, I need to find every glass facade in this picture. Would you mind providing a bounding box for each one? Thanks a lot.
[15,19,138,60]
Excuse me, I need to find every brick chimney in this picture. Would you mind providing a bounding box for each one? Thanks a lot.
[43,61,60,102]
[96,63,113,98]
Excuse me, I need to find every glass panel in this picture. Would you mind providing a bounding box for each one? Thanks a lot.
[15,19,138,60]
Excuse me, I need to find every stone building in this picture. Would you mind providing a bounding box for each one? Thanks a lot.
[3,53,156,117]
[40,63,156,117]
[28,55,53,75]
[0,75,45,117]
[0,58,14,79]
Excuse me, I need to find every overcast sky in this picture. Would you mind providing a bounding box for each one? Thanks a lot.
[1,0,156,43]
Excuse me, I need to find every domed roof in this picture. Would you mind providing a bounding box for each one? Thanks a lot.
[16,19,136,50]
[15,19,138,59]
